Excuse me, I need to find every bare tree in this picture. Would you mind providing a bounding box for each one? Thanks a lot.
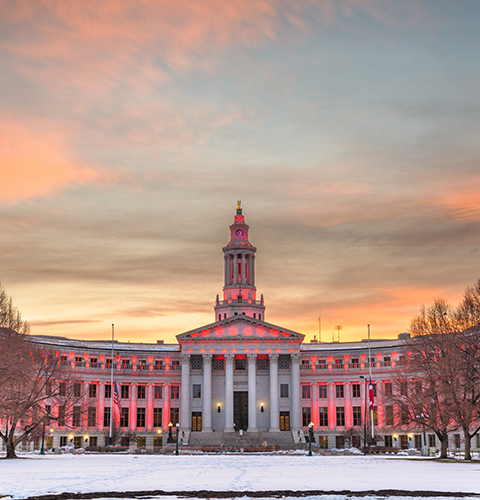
[0,328,85,458]
[0,282,30,335]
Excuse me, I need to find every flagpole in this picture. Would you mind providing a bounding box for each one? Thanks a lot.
[367,324,375,446]
[109,323,114,445]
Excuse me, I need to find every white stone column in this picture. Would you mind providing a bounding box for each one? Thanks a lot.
[233,254,238,285]
[269,352,280,431]
[311,382,318,429]
[180,353,191,430]
[247,353,257,431]
[225,353,235,432]
[202,353,212,432]
[291,353,301,429]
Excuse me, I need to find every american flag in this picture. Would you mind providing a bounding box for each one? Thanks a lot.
[113,382,122,422]
[368,377,375,410]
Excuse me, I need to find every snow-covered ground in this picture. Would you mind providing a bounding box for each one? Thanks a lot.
[1,453,479,499]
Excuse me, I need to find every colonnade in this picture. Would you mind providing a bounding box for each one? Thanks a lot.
[180,351,301,432]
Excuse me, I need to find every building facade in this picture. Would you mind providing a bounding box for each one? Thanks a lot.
[7,205,478,453]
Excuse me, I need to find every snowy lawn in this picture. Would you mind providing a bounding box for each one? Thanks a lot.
[1,453,479,499]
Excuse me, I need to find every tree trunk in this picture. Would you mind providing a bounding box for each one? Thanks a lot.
[440,435,448,459]
[6,435,17,459]
[464,431,472,461]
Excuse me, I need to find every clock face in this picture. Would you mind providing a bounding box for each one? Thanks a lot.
[235,229,244,238]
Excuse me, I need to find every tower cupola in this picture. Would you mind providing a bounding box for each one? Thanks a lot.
[214,202,265,322]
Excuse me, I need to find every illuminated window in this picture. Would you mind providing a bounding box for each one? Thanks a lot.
[383,356,391,367]
[155,360,163,370]
[385,405,394,426]
[351,358,359,368]
[137,436,146,448]
[170,386,179,400]
[121,385,129,399]
[105,384,111,399]
[302,385,311,399]
[154,386,162,399]
[319,385,327,398]
[137,386,146,399]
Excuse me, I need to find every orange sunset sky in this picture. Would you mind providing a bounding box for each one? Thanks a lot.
[1,0,480,344]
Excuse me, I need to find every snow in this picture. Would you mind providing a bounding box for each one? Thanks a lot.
[1,453,479,499]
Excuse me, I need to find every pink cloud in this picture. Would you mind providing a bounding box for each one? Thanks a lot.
[0,120,103,200]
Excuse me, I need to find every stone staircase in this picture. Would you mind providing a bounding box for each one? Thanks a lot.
[187,430,294,450]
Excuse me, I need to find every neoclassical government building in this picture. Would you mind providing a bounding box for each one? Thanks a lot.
[13,204,471,452]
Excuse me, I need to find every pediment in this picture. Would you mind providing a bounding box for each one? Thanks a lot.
[176,316,304,345]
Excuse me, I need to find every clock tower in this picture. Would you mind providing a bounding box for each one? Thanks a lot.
[214,202,265,321]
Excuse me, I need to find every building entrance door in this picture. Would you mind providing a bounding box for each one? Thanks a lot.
[280,411,290,431]
[234,391,248,431]
[191,412,202,431]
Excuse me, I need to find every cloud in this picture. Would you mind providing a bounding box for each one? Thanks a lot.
[0,119,106,200]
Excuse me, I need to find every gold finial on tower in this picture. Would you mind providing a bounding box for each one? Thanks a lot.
[236,200,242,214]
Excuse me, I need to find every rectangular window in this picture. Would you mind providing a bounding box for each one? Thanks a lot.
[137,385,146,399]
[317,359,327,370]
[90,436,98,447]
[106,358,112,368]
[88,407,96,427]
[384,382,393,396]
[353,406,362,426]
[415,380,423,395]
[280,384,289,398]
[336,407,345,426]
[400,381,407,396]
[170,386,179,400]
[90,357,98,367]
[121,408,129,427]
[334,358,343,369]
[302,385,311,399]
[59,382,66,397]
[136,407,146,428]
[384,435,393,447]
[351,358,359,368]
[319,407,328,427]
[46,382,52,396]
[122,359,130,368]
[72,406,81,427]
[44,405,51,424]
[60,436,67,447]
[278,355,290,370]
[58,406,65,426]
[74,383,81,398]
[428,434,436,448]
[401,406,409,425]
[137,437,146,448]
[385,405,394,426]
[302,407,311,427]
[213,356,225,370]
[318,385,327,398]
[192,384,201,398]
[191,355,203,370]
[170,407,179,426]
[373,406,378,426]
[154,386,162,399]
[89,384,97,398]
[235,358,246,370]
[155,360,163,370]
[138,360,147,370]
[336,436,345,448]
[103,407,111,428]
[383,356,391,367]
[105,384,111,399]
[352,384,360,398]
[121,385,130,399]
[336,385,344,398]
[414,434,422,449]
[153,408,162,427]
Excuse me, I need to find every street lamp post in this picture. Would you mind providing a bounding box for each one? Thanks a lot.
[175,423,180,456]
[167,422,174,443]
[360,375,367,456]
[308,422,314,457]
[40,416,46,455]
